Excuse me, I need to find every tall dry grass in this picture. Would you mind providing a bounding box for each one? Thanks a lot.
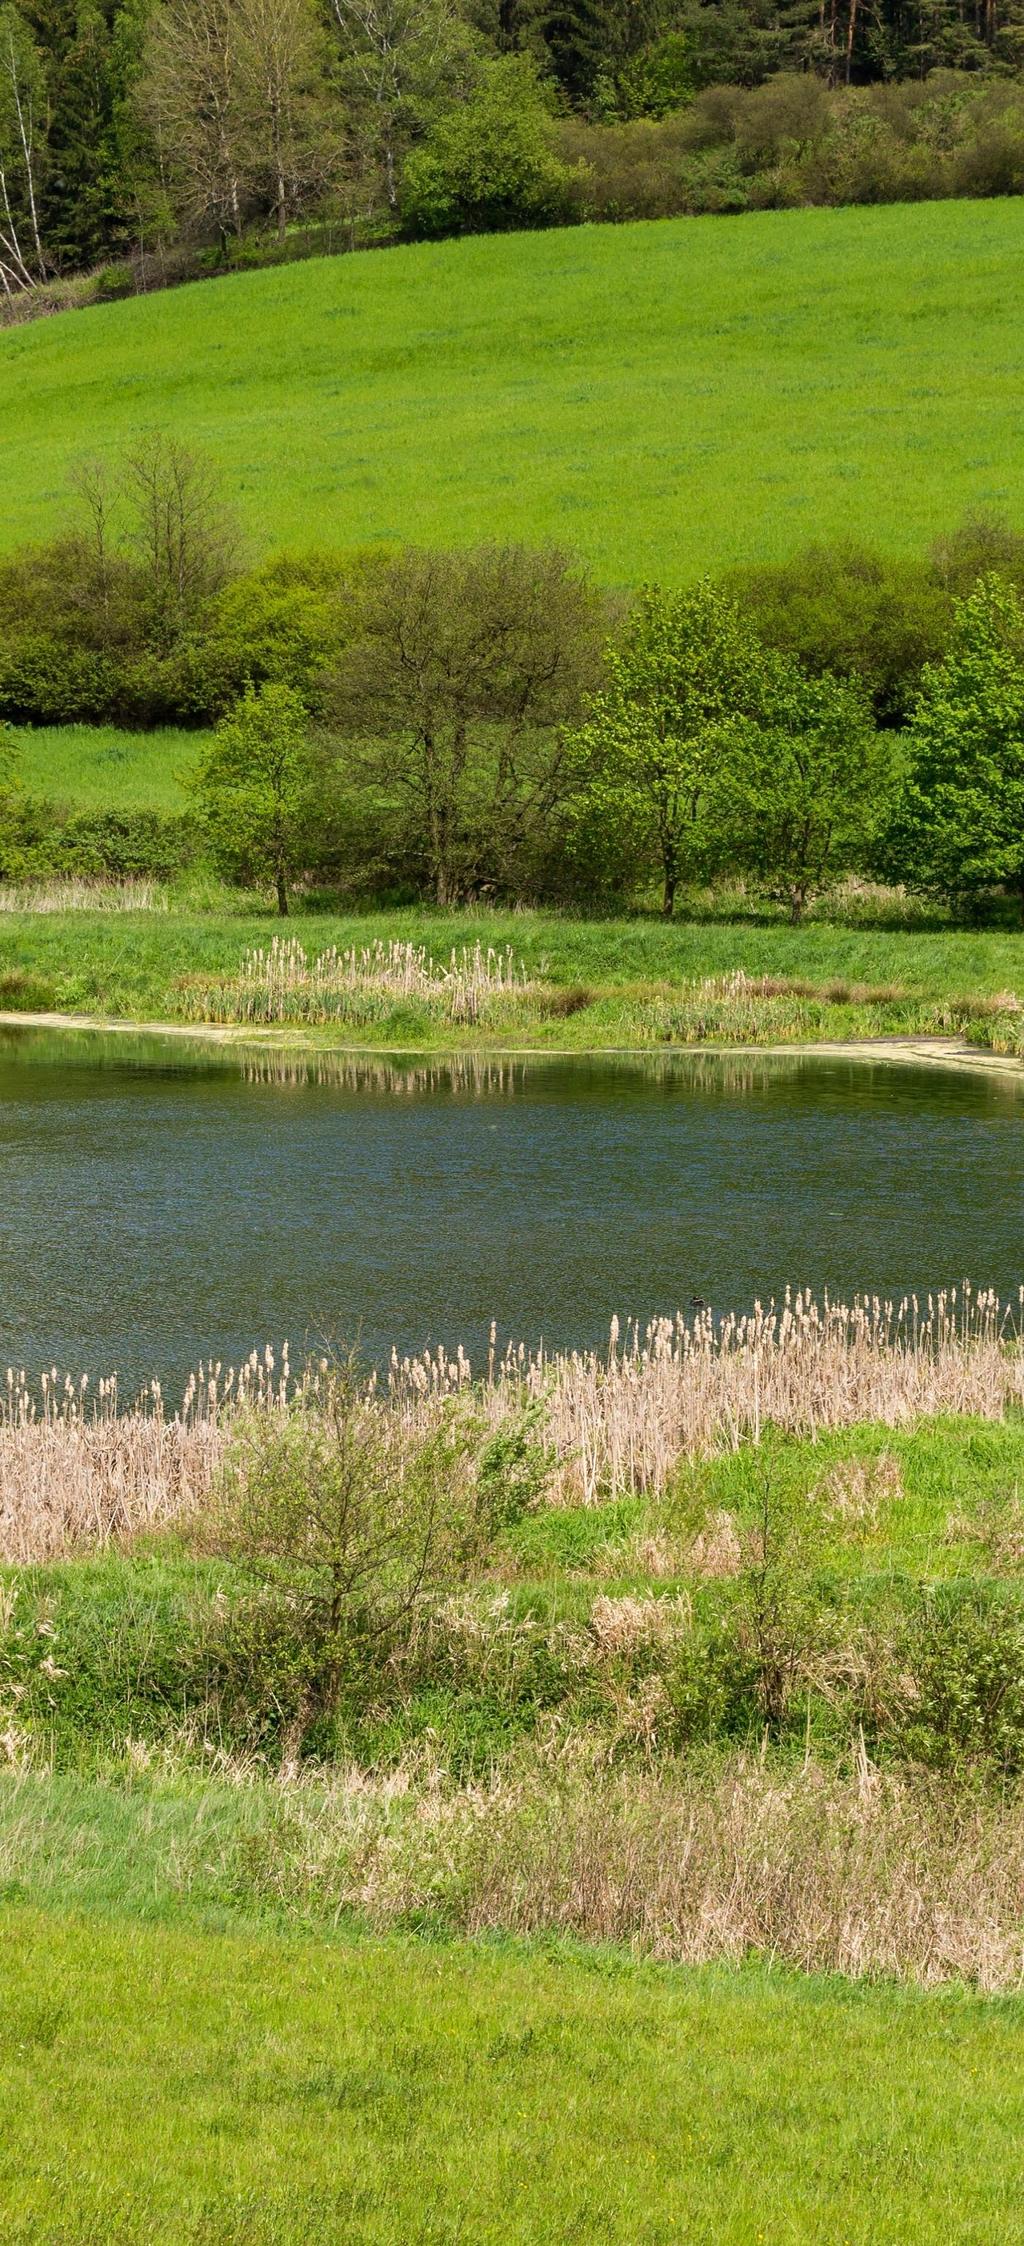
[185,936,535,1027]
[237,1750,1024,1990]
[0,1350,291,1563]
[2,1287,1022,1559]
[0,878,167,913]
[393,1285,1024,1503]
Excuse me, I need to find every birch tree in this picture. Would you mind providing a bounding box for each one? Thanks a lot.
[330,0,475,211]
[0,6,47,292]
[138,0,334,247]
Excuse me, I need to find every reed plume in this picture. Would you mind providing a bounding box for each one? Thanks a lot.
[2,1287,1022,1559]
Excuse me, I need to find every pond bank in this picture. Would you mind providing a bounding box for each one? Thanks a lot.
[1,1009,1022,1077]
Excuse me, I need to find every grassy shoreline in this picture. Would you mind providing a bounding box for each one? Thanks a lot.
[4,904,1024,1057]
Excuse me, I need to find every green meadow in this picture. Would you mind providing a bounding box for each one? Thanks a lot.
[2,199,1024,580]
[3,1905,1023,2246]
[11,725,196,812]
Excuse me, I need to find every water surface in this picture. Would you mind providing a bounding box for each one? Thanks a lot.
[2,1029,1022,1391]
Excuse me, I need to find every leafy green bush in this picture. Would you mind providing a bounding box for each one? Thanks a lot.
[202,1376,482,1759]
[401,59,579,240]
[52,808,196,880]
[893,1586,1024,1776]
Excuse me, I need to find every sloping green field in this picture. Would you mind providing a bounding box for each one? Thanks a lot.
[2,200,1024,579]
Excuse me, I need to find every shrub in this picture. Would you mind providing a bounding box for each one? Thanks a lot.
[189,682,332,914]
[51,808,196,880]
[894,1587,1024,1777]
[203,1371,479,1760]
[401,58,579,239]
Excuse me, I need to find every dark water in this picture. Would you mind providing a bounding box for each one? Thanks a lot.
[2,1027,1023,1392]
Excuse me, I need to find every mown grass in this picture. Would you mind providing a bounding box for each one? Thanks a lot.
[2,201,1024,578]
[3,1903,1024,2245]
[1,902,1023,1046]
[11,724,201,811]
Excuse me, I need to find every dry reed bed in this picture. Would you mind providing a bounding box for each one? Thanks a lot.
[2,1289,1022,1562]
[184,936,536,1027]
[240,1753,1024,1990]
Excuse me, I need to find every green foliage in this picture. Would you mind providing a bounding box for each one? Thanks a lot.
[9,0,1024,300]
[475,1402,551,1535]
[326,543,605,905]
[200,554,362,712]
[726,542,951,727]
[50,807,195,879]
[895,1585,1024,1776]
[0,439,238,726]
[0,720,22,878]
[190,682,326,912]
[721,666,897,919]
[205,1374,478,1752]
[894,576,1024,913]
[566,581,779,916]
[11,1417,1024,1782]
[401,56,578,238]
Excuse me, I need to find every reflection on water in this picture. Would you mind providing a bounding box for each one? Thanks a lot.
[1,1024,1023,1391]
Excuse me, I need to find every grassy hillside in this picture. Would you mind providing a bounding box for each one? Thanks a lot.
[2,201,1024,580]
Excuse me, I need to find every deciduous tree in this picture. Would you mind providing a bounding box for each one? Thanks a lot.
[565,581,773,918]
[325,544,604,905]
[891,575,1024,916]
[0,4,47,290]
[721,665,893,919]
[190,680,324,912]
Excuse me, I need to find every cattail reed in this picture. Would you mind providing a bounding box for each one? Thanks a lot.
[186,937,535,1028]
[0,878,167,913]
[3,1286,1023,1559]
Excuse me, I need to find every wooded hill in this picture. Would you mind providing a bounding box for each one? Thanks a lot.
[4,0,1024,303]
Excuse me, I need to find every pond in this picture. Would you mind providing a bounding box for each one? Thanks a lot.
[2,1027,1023,1394]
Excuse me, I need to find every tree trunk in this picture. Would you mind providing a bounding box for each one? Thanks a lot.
[662,871,677,919]
[276,870,289,915]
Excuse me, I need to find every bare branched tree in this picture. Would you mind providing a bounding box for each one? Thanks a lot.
[140,0,247,247]
[138,0,338,247]
[235,0,339,238]
[125,432,239,642]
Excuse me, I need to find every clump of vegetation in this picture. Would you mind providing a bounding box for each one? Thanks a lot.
[9,453,1024,930]
[198,1367,486,1759]
[185,933,537,1019]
